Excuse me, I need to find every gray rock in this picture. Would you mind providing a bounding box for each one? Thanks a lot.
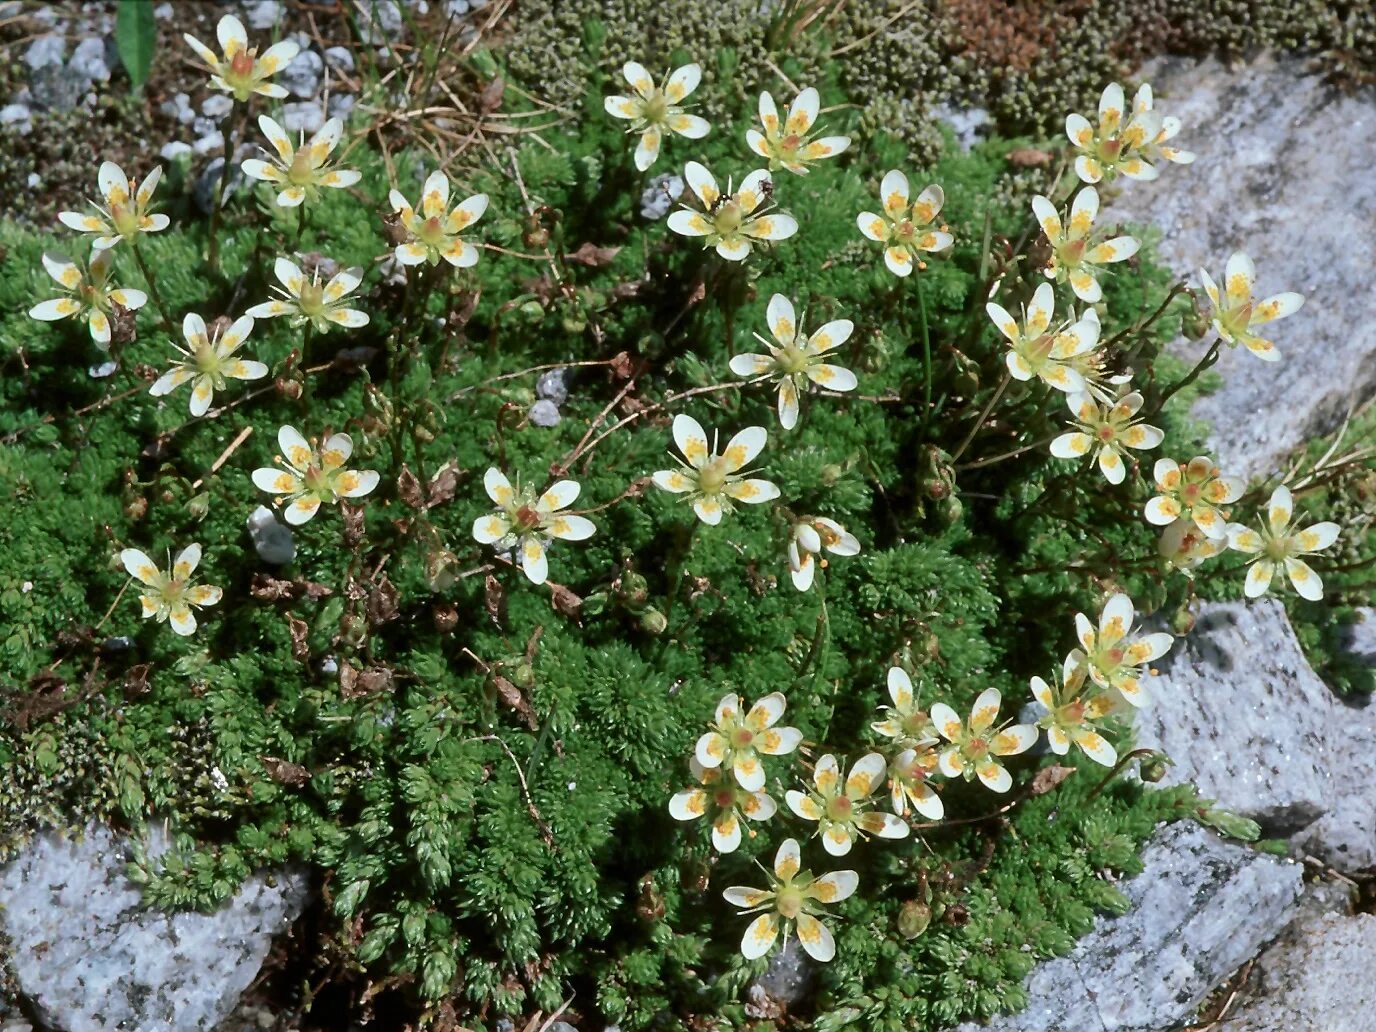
[324,45,355,73]
[160,91,196,125]
[0,103,31,134]
[193,130,225,157]
[194,157,246,214]
[327,93,356,121]
[1341,607,1376,667]
[444,0,470,15]
[243,0,282,29]
[750,937,812,1011]
[528,399,562,427]
[1108,54,1376,481]
[536,368,569,405]
[0,823,309,1032]
[88,361,119,378]
[23,34,65,71]
[153,2,174,18]
[640,172,684,220]
[246,505,295,565]
[281,47,323,99]
[159,140,192,161]
[201,94,233,119]
[69,36,111,83]
[956,822,1301,1032]
[932,101,990,152]
[281,100,325,134]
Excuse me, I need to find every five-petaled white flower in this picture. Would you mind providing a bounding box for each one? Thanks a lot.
[695,691,802,791]
[1074,593,1174,708]
[786,516,860,591]
[857,172,952,277]
[1145,456,1243,540]
[247,257,369,332]
[786,752,909,856]
[987,281,1100,393]
[652,414,780,525]
[58,161,169,250]
[1199,251,1304,362]
[119,543,222,636]
[1051,389,1163,485]
[871,666,937,747]
[251,425,380,525]
[389,170,489,268]
[603,61,709,171]
[667,162,797,261]
[930,689,1038,793]
[746,87,850,175]
[470,468,595,585]
[183,14,300,102]
[149,313,267,417]
[1159,517,1226,576]
[730,293,857,430]
[669,756,777,854]
[1031,187,1138,303]
[888,743,944,820]
[1066,82,1167,184]
[242,116,361,207]
[723,837,857,962]
[1227,485,1340,601]
[29,249,146,346]
[1130,84,1196,170]
[1030,651,1119,767]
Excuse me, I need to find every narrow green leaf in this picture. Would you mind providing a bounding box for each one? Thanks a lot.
[115,0,157,92]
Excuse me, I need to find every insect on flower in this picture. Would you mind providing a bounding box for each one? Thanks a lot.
[1050,389,1164,485]
[930,689,1038,793]
[871,666,938,747]
[183,14,300,102]
[786,516,860,591]
[986,281,1100,393]
[470,468,596,585]
[57,162,169,250]
[667,162,797,261]
[652,414,780,525]
[28,249,146,346]
[251,425,380,525]
[1144,456,1244,540]
[856,171,952,277]
[1031,187,1138,303]
[1074,593,1174,707]
[723,837,857,961]
[603,61,710,171]
[242,116,361,207]
[746,87,850,175]
[730,294,857,430]
[696,691,802,791]
[1066,82,1167,184]
[1030,651,1120,767]
[119,543,222,636]
[1226,485,1340,600]
[390,170,489,268]
[247,257,369,332]
[669,756,776,853]
[149,313,267,417]
[1199,251,1304,362]
[786,752,909,856]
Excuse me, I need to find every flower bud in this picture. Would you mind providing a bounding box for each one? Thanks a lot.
[1139,754,1170,783]
[639,607,668,635]
[432,603,459,633]
[186,491,211,522]
[340,613,368,646]
[519,300,544,320]
[897,900,932,939]
[1183,294,1212,341]
[618,572,650,609]
[124,496,148,521]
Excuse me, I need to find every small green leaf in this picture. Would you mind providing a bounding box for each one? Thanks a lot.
[115,0,157,92]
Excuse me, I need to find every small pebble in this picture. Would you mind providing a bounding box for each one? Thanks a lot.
[639,172,684,220]
[26,172,40,187]
[243,0,282,30]
[528,399,562,428]
[153,2,174,18]
[280,47,323,99]
[201,94,232,119]
[193,131,225,156]
[23,35,65,72]
[89,361,119,378]
[69,36,111,83]
[327,93,356,120]
[246,506,295,565]
[323,46,355,73]
[536,368,569,405]
[159,141,192,161]
[281,100,324,134]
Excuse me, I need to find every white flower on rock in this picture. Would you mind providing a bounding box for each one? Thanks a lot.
[1199,251,1304,362]
[786,752,909,856]
[731,294,856,430]
[746,87,849,175]
[930,689,1037,793]
[1074,593,1174,708]
[57,161,169,250]
[1131,84,1196,170]
[669,756,776,853]
[390,170,488,268]
[247,257,369,332]
[470,468,595,585]
[856,171,952,277]
[667,162,797,261]
[29,249,146,346]
[119,543,222,636]
[1050,389,1163,485]
[242,115,361,207]
[149,313,267,417]
[723,837,857,962]
[787,516,860,591]
[1227,485,1340,601]
[604,61,709,171]
[986,281,1099,393]
[251,425,379,525]
[652,414,780,525]
[1031,187,1138,303]
[695,691,801,791]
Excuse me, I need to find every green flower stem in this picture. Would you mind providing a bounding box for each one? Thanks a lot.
[299,323,314,407]
[130,239,174,331]
[914,272,932,429]
[950,368,1011,464]
[207,101,248,276]
[658,519,701,646]
[1149,336,1223,418]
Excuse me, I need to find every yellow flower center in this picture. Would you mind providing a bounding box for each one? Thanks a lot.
[642,92,669,125]
[287,148,316,186]
[297,279,326,319]
[713,200,744,236]
[698,458,729,496]
[776,343,810,375]
[825,795,853,821]
[418,215,448,247]
[775,885,804,920]
[110,197,140,238]
[730,726,755,749]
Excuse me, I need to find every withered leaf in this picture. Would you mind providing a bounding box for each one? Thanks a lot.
[477,75,505,114]
[492,674,536,729]
[1029,764,1076,796]
[287,614,310,662]
[251,574,295,601]
[354,666,394,697]
[367,575,401,626]
[566,242,622,267]
[548,582,583,619]
[608,350,634,380]
[123,663,152,698]
[484,574,506,627]
[340,502,366,550]
[427,462,461,508]
[1007,147,1054,168]
[397,465,425,509]
[261,755,311,786]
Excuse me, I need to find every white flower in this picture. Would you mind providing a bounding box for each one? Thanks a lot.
[786,516,860,591]
[1074,593,1174,708]
[119,543,222,636]
[247,257,369,332]
[695,691,802,791]
[604,61,709,171]
[149,313,267,417]
[57,161,169,250]
[668,757,776,853]
[888,744,944,820]
[183,14,299,102]
[1030,187,1138,303]
[746,87,849,175]
[1158,517,1226,576]
[930,689,1037,793]
[1131,84,1196,169]
[241,116,361,207]
[389,170,488,268]
[730,293,856,429]
[652,414,780,525]
[470,468,595,585]
[986,281,1099,393]
[856,171,952,277]
[786,752,909,856]
[723,837,857,962]
[870,666,937,747]
[28,249,146,346]
[1050,389,1163,485]
[1066,81,1168,184]
[1030,652,1119,767]
[251,425,380,525]
[667,162,797,261]
[1227,485,1340,601]
[1199,251,1304,362]
[1144,456,1244,540]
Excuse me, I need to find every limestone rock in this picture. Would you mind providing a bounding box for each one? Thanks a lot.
[1341,607,1376,667]
[955,822,1302,1032]
[1108,53,1376,480]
